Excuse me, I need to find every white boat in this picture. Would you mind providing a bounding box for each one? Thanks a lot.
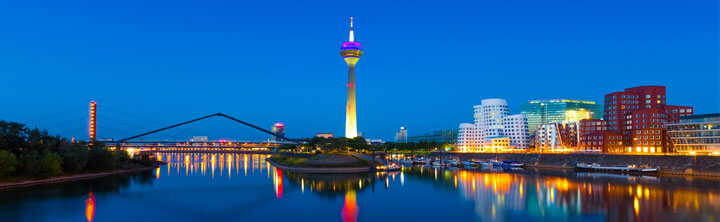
[490,159,503,166]
[377,163,402,171]
[431,160,450,167]
[500,160,524,167]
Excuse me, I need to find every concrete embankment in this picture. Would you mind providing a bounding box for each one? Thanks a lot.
[0,164,162,190]
[429,153,720,177]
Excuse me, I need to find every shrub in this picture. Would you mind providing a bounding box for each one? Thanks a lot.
[87,148,116,171]
[0,150,18,179]
[38,152,63,178]
[18,151,41,177]
[58,143,89,173]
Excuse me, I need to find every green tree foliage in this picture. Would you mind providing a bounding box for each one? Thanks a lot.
[0,120,152,181]
[309,137,355,153]
[38,152,63,178]
[87,148,117,171]
[0,150,18,179]
[58,143,89,173]
[18,151,42,177]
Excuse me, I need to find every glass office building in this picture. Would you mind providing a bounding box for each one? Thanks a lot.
[667,113,720,154]
[521,99,602,135]
[407,130,458,144]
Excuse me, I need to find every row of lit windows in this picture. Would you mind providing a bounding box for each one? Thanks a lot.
[636,130,661,134]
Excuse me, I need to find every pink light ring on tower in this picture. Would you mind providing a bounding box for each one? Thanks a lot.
[341,41,362,50]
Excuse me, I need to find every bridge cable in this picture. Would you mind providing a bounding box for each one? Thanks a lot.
[98,116,182,140]
[23,104,86,123]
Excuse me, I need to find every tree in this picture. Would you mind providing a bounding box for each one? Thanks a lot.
[0,150,18,179]
[38,152,63,178]
[58,142,89,173]
[87,148,117,171]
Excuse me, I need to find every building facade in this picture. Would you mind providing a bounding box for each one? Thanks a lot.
[316,133,334,138]
[407,129,458,144]
[579,131,623,153]
[603,86,693,153]
[667,113,720,154]
[457,99,530,152]
[521,99,601,135]
[395,126,407,143]
[534,122,578,152]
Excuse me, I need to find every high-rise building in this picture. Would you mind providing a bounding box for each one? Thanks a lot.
[457,98,530,152]
[603,86,693,153]
[521,99,601,135]
[271,123,285,141]
[395,127,407,143]
[667,113,720,154]
[340,17,363,138]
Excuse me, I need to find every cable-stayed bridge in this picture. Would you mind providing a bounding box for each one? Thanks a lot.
[21,101,298,153]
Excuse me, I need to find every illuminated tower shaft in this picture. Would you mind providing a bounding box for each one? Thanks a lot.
[89,101,97,141]
[340,17,363,138]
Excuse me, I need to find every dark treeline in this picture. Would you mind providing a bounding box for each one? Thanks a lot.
[279,136,449,153]
[0,120,152,181]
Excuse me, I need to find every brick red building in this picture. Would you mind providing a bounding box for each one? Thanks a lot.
[579,119,608,137]
[603,86,693,153]
[580,131,623,152]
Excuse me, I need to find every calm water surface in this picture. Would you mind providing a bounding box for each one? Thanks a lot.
[1,153,719,222]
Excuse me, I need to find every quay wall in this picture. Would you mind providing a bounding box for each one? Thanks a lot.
[429,153,720,176]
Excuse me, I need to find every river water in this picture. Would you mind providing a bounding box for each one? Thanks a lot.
[1,153,718,222]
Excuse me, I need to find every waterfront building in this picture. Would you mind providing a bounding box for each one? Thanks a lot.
[457,98,530,152]
[603,86,693,153]
[316,133,334,138]
[340,17,363,138]
[395,127,407,143]
[458,123,480,149]
[579,131,623,153]
[534,122,578,152]
[407,129,458,144]
[521,99,601,135]
[271,123,285,141]
[667,113,720,154]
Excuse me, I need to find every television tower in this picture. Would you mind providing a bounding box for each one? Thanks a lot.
[340,17,363,138]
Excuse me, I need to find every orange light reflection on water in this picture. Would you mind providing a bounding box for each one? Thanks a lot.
[85,192,95,222]
[341,190,359,222]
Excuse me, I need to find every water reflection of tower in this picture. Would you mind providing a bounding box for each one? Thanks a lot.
[272,123,285,141]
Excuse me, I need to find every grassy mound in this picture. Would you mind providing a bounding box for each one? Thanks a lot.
[269,154,371,168]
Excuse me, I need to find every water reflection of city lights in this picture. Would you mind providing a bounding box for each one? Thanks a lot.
[148,154,720,222]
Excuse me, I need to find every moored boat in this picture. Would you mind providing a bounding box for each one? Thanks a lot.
[575,163,659,174]
[411,158,427,165]
[500,160,524,168]
[377,163,402,172]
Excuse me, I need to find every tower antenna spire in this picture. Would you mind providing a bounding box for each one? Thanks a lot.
[349,17,354,42]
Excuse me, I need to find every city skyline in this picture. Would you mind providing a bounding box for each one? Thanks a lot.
[0,0,718,141]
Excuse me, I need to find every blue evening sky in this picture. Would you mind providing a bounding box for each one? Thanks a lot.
[0,0,718,141]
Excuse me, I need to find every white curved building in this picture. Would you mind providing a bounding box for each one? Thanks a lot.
[457,98,530,152]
